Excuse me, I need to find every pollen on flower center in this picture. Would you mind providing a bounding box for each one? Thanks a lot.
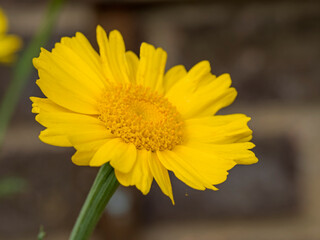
[98,84,184,151]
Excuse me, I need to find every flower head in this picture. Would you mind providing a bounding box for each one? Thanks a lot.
[0,8,22,63]
[31,25,257,204]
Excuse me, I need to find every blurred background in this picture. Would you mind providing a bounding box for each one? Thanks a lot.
[0,0,319,239]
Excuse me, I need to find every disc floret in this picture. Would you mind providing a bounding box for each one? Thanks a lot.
[99,84,184,151]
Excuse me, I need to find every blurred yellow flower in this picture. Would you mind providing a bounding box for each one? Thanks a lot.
[31,25,257,204]
[0,8,22,63]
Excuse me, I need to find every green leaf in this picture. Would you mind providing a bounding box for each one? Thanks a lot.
[37,225,46,240]
[69,163,119,240]
[0,0,65,149]
[0,176,27,198]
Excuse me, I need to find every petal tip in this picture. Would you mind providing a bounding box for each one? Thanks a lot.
[170,196,175,205]
[96,25,106,36]
[29,96,36,103]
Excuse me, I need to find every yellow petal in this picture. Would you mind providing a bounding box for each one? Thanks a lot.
[68,129,113,145]
[163,141,239,189]
[71,151,95,166]
[171,144,238,186]
[61,32,104,81]
[35,112,102,128]
[90,138,137,173]
[148,153,174,204]
[186,114,253,144]
[35,112,108,147]
[115,149,153,195]
[136,42,167,93]
[36,78,99,115]
[125,51,139,83]
[187,113,247,126]
[0,34,22,63]
[96,25,130,84]
[163,65,187,93]
[30,97,70,114]
[211,143,258,165]
[74,139,110,152]
[33,31,106,114]
[157,150,210,190]
[166,61,237,119]
[186,140,258,165]
[39,129,72,147]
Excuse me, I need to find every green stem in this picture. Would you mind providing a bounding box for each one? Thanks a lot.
[0,0,65,149]
[69,163,119,240]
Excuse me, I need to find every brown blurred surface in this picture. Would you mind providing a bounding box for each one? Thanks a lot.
[0,0,319,239]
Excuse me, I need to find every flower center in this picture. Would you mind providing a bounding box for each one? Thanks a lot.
[98,84,184,151]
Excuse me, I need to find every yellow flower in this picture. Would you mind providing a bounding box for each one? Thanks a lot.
[0,8,22,63]
[31,25,257,204]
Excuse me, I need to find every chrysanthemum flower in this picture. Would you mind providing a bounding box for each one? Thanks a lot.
[31,25,257,204]
[0,8,22,63]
